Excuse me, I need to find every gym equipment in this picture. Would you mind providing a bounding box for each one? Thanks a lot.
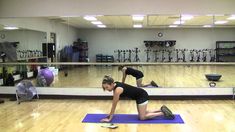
[202,49,208,62]
[133,48,140,62]
[122,50,127,62]
[161,50,166,62]
[209,82,216,87]
[196,50,202,62]
[175,49,180,62]
[96,54,102,62]
[126,50,132,62]
[37,68,54,86]
[153,50,160,62]
[181,49,187,62]
[189,50,195,62]
[209,49,216,62]
[145,49,151,62]
[106,55,114,62]
[17,50,43,59]
[6,73,15,86]
[0,52,8,86]
[114,50,122,62]
[205,74,222,81]
[144,40,176,48]
[16,80,39,104]
[82,114,184,124]
[167,50,173,62]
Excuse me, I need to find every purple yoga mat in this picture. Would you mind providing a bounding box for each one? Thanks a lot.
[82,114,184,124]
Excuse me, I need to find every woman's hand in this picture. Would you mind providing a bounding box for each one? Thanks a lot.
[100,118,112,123]
[100,115,113,122]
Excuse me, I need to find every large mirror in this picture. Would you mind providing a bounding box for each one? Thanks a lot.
[0,15,235,89]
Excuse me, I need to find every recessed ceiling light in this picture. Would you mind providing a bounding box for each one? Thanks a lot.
[91,21,103,25]
[84,16,97,21]
[214,21,228,24]
[97,25,106,28]
[174,21,185,24]
[4,26,19,30]
[169,25,178,28]
[181,15,194,20]
[133,24,143,28]
[203,25,212,28]
[132,15,144,21]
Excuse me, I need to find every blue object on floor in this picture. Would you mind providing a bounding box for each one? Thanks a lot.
[82,114,184,124]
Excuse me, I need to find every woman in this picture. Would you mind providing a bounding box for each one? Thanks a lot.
[118,66,158,87]
[100,75,174,122]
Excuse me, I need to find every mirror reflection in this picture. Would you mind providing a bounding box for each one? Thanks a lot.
[0,14,235,89]
[1,64,235,88]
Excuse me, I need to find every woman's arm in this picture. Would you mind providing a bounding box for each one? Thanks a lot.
[101,87,123,122]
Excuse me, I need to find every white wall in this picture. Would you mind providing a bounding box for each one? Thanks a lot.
[0,30,46,51]
[0,0,235,17]
[0,18,79,51]
[77,28,235,62]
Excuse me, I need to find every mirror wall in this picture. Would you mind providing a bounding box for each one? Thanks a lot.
[0,15,235,89]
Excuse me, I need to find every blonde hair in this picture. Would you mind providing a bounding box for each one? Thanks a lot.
[102,75,114,90]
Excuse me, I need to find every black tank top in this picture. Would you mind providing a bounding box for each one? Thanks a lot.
[125,67,143,78]
[114,82,148,100]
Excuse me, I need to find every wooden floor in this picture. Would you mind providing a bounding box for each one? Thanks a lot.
[37,65,235,88]
[0,99,235,132]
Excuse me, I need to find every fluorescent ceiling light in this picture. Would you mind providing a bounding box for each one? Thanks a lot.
[227,15,235,20]
[97,25,106,28]
[91,21,103,25]
[133,24,143,28]
[214,14,224,16]
[174,21,185,24]
[84,16,97,21]
[169,25,178,28]
[4,26,19,30]
[132,15,144,21]
[181,15,194,20]
[214,21,228,24]
[60,16,78,17]
[203,25,212,28]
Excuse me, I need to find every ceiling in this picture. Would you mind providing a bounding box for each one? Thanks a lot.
[47,15,235,29]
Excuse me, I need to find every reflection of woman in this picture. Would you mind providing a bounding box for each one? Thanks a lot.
[118,66,158,87]
[100,75,174,122]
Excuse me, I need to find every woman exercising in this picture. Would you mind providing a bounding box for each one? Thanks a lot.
[118,66,158,87]
[100,75,174,123]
